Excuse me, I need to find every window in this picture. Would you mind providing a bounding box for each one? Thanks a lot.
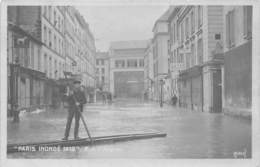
[174,49,177,65]
[101,76,105,83]
[44,54,47,74]
[197,39,203,64]
[191,44,195,66]
[96,59,99,65]
[54,10,56,26]
[177,23,180,41]
[226,10,235,48]
[59,62,62,78]
[43,26,47,44]
[54,59,57,79]
[127,59,138,67]
[191,10,195,33]
[58,39,61,54]
[243,6,252,38]
[101,59,104,65]
[38,47,41,71]
[58,17,60,30]
[48,6,51,21]
[139,59,144,67]
[115,60,125,68]
[167,40,171,54]
[181,22,184,43]
[54,35,56,51]
[198,6,203,28]
[44,6,47,17]
[173,23,176,43]
[48,30,52,48]
[186,53,190,68]
[61,41,63,55]
[102,68,105,74]
[49,57,52,77]
[170,52,173,63]
[31,43,34,69]
[61,20,64,32]
[185,17,189,39]
[178,53,184,64]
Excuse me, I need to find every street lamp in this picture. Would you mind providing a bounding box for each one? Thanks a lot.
[160,79,165,108]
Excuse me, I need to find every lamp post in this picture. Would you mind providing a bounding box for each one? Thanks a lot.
[160,79,165,108]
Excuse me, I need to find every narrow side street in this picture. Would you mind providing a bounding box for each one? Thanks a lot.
[7,99,251,158]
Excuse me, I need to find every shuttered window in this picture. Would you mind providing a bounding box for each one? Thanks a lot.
[243,6,252,38]
[191,10,195,34]
[226,10,235,48]
[197,39,203,64]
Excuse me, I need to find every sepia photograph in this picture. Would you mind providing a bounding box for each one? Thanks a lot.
[1,1,258,164]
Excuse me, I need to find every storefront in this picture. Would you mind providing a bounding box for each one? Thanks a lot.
[178,65,203,111]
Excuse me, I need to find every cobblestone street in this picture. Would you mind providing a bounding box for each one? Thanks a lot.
[7,99,251,158]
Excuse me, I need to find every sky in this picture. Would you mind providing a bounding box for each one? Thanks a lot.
[76,5,169,52]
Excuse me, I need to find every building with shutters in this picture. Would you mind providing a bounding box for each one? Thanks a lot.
[7,6,46,114]
[95,52,110,92]
[64,7,96,102]
[144,39,154,100]
[151,7,173,102]
[7,6,96,116]
[168,6,225,112]
[222,6,252,117]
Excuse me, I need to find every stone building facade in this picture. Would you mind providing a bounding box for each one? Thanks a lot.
[168,6,225,112]
[95,52,110,92]
[109,40,147,99]
[7,6,96,114]
[222,6,252,117]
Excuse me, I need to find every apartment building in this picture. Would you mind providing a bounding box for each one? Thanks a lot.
[222,6,252,117]
[7,6,49,113]
[109,40,147,99]
[144,39,154,100]
[7,6,96,114]
[152,7,173,102]
[95,52,110,92]
[42,6,65,80]
[168,6,224,112]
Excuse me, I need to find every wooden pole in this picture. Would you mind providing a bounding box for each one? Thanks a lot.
[71,91,92,142]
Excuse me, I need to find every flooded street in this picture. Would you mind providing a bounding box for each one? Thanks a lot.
[7,99,251,158]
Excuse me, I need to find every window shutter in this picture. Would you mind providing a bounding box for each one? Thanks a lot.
[243,7,247,36]
[231,10,235,46]
[247,6,252,37]
[226,13,230,48]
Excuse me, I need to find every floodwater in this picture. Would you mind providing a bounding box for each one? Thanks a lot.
[7,99,251,158]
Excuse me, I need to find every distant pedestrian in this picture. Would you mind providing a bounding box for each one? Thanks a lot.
[62,80,87,140]
[172,94,177,106]
[107,92,112,104]
[102,92,107,104]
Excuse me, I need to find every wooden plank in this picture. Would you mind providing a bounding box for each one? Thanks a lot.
[7,132,167,153]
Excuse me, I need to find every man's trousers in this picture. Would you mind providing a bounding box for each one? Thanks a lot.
[64,106,80,138]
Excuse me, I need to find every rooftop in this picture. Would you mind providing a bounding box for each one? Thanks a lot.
[152,6,175,31]
[110,40,149,50]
